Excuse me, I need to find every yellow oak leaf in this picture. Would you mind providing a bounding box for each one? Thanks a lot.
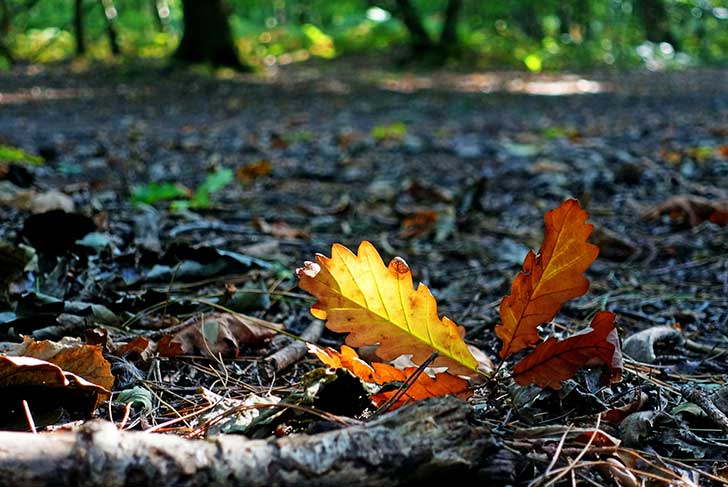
[297,241,481,377]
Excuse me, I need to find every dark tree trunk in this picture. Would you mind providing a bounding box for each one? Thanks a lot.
[100,0,120,56]
[440,0,462,46]
[635,0,680,49]
[174,0,241,68]
[395,0,434,53]
[150,0,169,32]
[0,0,11,63]
[74,0,86,55]
[558,0,590,39]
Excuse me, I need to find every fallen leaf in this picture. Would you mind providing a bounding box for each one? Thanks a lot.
[399,209,438,239]
[20,210,96,256]
[574,429,620,447]
[512,311,623,389]
[496,198,599,358]
[158,312,282,358]
[252,217,309,239]
[0,355,110,429]
[643,195,728,227]
[622,325,683,364]
[0,144,44,165]
[297,241,481,377]
[114,336,154,361]
[310,345,471,410]
[298,195,350,216]
[236,160,272,183]
[603,391,648,423]
[7,336,114,391]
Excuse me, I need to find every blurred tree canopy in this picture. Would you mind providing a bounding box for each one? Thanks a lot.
[0,0,726,70]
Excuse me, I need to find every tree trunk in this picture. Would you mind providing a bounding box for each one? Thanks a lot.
[174,0,241,68]
[100,0,120,56]
[394,0,434,53]
[439,0,462,47]
[74,0,86,56]
[0,397,513,486]
[150,0,169,32]
[635,0,680,49]
[0,0,12,63]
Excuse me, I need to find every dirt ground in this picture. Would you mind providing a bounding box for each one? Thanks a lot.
[1,57,727,484]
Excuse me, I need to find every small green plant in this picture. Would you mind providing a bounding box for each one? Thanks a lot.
[371,122,407,141]
[131,168,234,210]
[0,145,44,165]
[131,182,190,205]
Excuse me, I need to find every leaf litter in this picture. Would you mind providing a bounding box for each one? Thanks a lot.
[0,62,727,484]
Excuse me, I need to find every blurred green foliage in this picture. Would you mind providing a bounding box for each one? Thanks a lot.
[1,0,727,70]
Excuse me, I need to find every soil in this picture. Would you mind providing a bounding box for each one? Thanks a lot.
[1,57,727,484]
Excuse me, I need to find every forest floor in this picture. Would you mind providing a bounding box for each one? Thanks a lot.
[1,57,727,485]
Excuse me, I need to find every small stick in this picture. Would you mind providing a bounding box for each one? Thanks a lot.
[259,320,325,381]
[22,400,37,434]
[681,384,728,431]
[119,403,133,430]
[370,352,439,418]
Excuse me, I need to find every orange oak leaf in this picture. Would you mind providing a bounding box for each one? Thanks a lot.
[7,336,114,391]
[297,241,481,377]
[512,311,623,389]
[0,355,111,428]
[310,344,471,409]
[496,199,599,359]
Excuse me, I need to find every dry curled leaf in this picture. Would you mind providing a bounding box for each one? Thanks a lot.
[0,355,111,428]
[297,241,481,377]
[310,344,471,410]
[512,311,623,389]
[235,159,272,183]
[643,195,728,226]
[158,312,282,358]
[496,199,599,359]
[7,336,114,391]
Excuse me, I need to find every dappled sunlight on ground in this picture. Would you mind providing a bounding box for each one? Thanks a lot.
[377,72,610,95]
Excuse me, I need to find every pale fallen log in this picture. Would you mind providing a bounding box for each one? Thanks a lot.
[0,396,506,486]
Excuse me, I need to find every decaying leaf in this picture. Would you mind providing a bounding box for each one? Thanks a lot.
[0,355,111,429]
[297,241,481,377]
[512,311,623,389]
[7,336,114,391]
[157,312,282,358]
[252,217,309,239]
[310,344,471,409]
[622,325,684,364]
[643,195,728,226]
[496,199,599,358]
[235,159,273,183]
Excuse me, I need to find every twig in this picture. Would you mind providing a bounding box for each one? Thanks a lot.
[681,384,728,431]
[370,352,439,418]
[531,425,572,486]
[21,400,36,434]
[542,414,601,487]
[259,319,325,381]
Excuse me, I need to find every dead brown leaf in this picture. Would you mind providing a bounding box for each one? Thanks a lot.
[0,355,111,428]
[8,336,114,391]
[158,312,282,358]
[643,195,728,226]
[252,217,309,239]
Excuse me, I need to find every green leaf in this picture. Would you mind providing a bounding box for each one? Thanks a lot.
[116,386,153,411]
[190,168,234,208]
[0,145,44,165]
[131,182,189,205]
[371,122,407,141]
